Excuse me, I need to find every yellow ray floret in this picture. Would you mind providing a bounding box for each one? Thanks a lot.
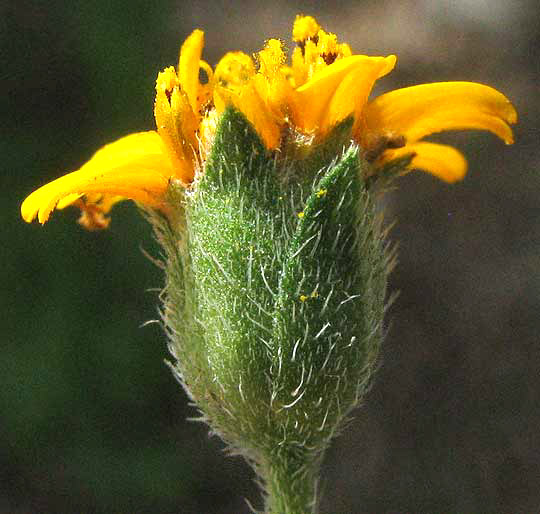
[290,55,396,134]
[178,29,205,114]
[154,67,198,182]
[21,132,174,224]
[362,82,518,147]
[381,142,468,183]
[214,50,284,149]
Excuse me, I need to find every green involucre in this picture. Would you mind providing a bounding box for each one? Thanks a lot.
[153,108,395,512]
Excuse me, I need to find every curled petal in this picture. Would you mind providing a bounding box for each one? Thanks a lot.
[154,68,198,181]
[214,52,256,93]
[327,55,396,134]
[291,55,396,134]
[21,132,175,224]
[198,60,215,107]
[178,29,205,113]
[215,82,281,149]
[382,142,468,183]
[362,82,517,146]
[214,52,281,148]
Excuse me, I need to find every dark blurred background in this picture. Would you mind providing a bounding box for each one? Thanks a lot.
[3,0,540,512]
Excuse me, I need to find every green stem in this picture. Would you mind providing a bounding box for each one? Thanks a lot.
[260,451,321,514]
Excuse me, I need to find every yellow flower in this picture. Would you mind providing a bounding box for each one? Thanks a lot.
[21,15,517,228]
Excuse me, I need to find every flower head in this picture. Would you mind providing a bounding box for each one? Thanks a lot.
[21,15,516,228]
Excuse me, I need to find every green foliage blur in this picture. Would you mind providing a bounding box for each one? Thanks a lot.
[3,1,540,513]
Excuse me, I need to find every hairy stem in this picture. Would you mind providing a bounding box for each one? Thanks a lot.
[260,451,321,514]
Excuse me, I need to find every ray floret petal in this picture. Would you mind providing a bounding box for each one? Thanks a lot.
[21,131,174,224]
[381,142,468,183]
[291,54,396,134]
[178,29,205,114]
[362,81,518,147]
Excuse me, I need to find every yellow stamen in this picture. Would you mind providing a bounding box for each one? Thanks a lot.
[258,39,286,76]
[292,15,320,42]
